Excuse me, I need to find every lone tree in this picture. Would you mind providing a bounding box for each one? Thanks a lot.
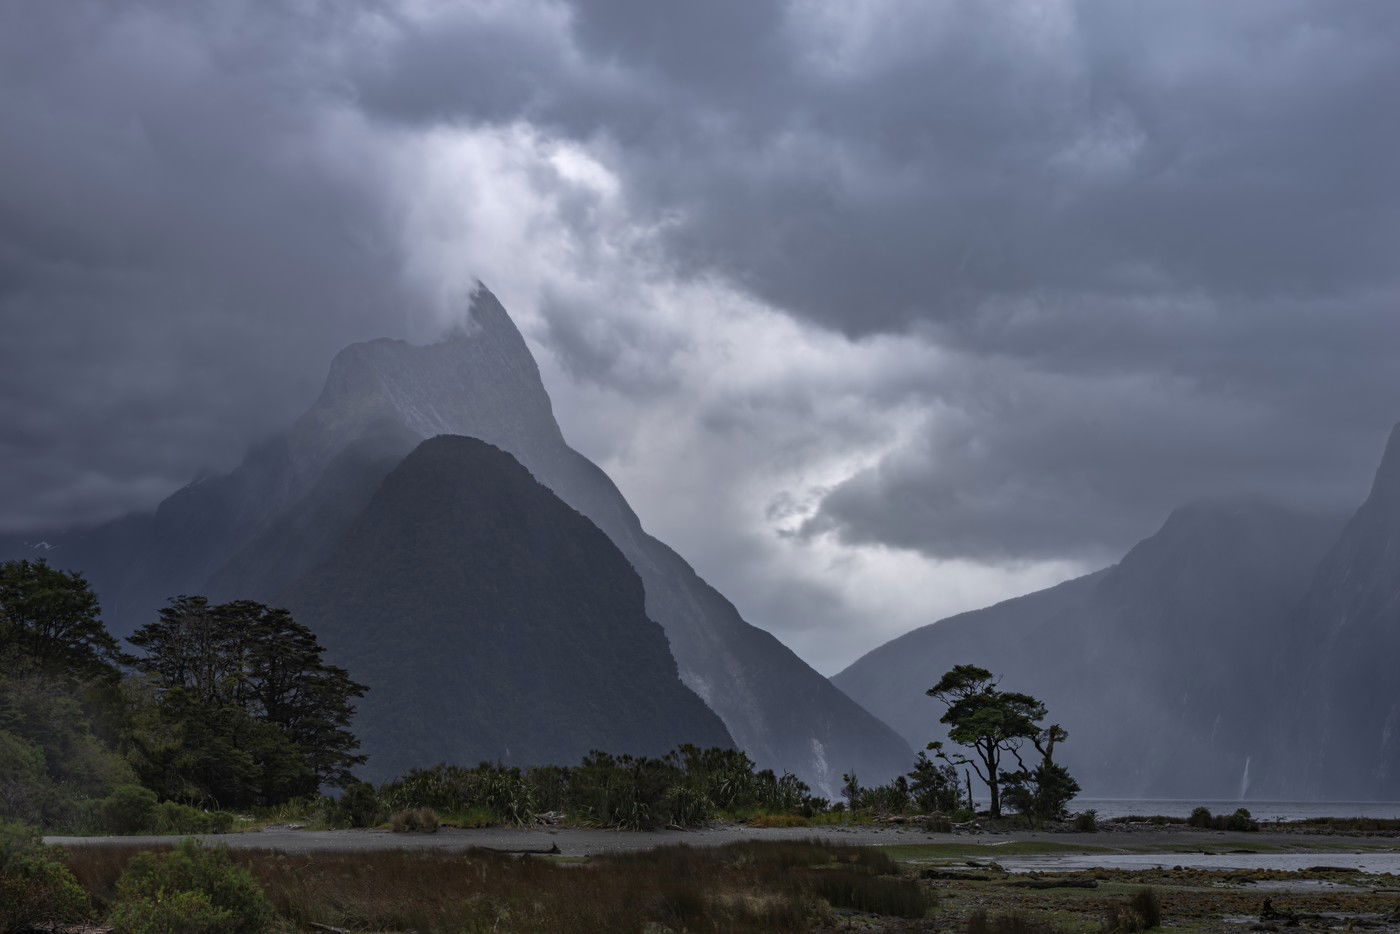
[926,664,1071,818]
[128,596,366,806]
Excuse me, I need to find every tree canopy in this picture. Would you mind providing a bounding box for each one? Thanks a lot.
[0,559,125,680]
[127,596,366,807]
[926,664,1073,819]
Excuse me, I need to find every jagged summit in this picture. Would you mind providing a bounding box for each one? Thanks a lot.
[290,287,562,491]
[1366,421,1400,506]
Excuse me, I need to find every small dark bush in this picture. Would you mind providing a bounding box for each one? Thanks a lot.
[1187,806,1213,828]
[809,870,934,918]
[330,780,381,828]
[1132,887,1162,928]
[108,838,273,934]
[1101,887,1162,932]
[1224,808,1258,832]
[1073,810,1098,832]
[0,821,87,933]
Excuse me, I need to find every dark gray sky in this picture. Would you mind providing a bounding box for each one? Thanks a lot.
[3,1,1397,671]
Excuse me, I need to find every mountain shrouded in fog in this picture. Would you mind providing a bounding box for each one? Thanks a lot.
[4,287,911,793]
[1268,424,1400,800]
[835,499,1344,797]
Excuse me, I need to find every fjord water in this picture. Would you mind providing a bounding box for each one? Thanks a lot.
[1073,799,1400,821]
[1005,852,1400,874]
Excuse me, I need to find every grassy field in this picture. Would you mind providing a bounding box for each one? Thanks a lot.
[44,833,1400,933]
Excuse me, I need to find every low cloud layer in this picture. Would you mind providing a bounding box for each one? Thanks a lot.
[2,1,1396,671]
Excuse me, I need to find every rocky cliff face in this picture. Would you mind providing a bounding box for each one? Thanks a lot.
[833,499,1342,797]
[1272,424,1400,799]
[280,435,734,781]
[8,285,911,792]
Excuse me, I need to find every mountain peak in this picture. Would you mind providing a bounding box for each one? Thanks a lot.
[1367,421,1400,506]
[289,285,562,487]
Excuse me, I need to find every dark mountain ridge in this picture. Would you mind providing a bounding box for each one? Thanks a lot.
[280,435,734,781]
[1266,423,1400,799]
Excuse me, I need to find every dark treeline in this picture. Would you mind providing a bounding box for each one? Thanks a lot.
[0,559,363,833]
[1,557,1082,836]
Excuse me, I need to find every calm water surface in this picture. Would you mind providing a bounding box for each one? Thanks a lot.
[1072,799,1400,822]
[1004,851,1400,874]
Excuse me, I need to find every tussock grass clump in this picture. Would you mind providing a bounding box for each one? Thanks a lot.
[1101,887,1162,932]
[810,870,932,918]
[390,807,440,833]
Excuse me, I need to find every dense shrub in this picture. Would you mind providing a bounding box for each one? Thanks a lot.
[151,801,235,835]
[1073,810,1098,832]
[390,808,440,833]
[86,786,233,835]
[1186,806,1257,832]
[328,780,381,828]
[376,746,822,830]
[95,785,158,833]
[0,821,88,933]
[109,839,273,934]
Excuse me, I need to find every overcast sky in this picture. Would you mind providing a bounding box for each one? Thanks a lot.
[2,1,1397,673]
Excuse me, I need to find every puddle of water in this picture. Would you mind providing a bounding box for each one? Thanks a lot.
[1002,852,1400,874]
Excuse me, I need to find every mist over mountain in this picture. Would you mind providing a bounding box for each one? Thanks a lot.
[279,434,733,781]
[834,499,1344,798]
[5,287,910,793]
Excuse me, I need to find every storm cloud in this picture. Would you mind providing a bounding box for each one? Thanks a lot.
[2,1,1397,670]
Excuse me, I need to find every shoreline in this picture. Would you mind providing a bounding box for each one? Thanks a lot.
[46,824,1400,859]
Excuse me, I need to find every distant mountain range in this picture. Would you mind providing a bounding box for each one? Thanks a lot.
[4,286,911,794]
[837,424,1400,801]
[10,281,1398,801]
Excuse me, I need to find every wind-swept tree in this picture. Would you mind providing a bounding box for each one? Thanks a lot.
[926,664,1072,818]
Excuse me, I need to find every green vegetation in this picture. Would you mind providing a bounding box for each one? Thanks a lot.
[108,839,274,933]
[1187,806,1258,831]
[0,820,87,933]
[374,747,825,830]
[127,596,366,808]
[0,558,364,833]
